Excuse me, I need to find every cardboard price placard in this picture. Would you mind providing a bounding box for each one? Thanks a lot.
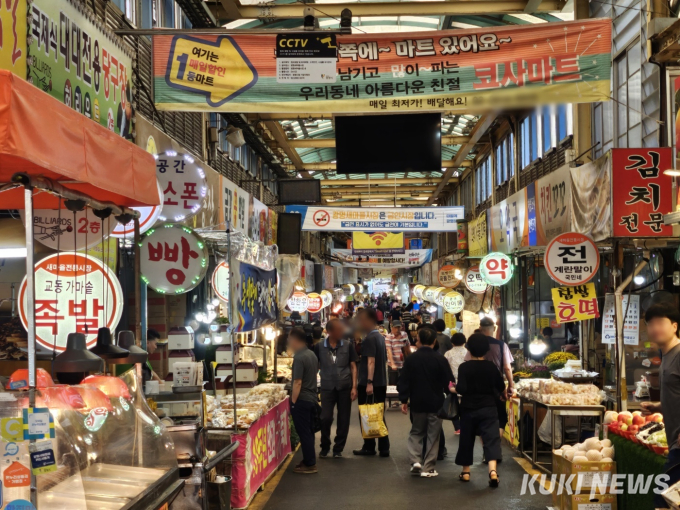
[550,283,599,324]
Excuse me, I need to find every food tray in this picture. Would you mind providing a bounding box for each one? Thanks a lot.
[552,374,599,385]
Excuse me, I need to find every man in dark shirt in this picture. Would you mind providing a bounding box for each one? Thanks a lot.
[398,327,454,478]
[314,319,358,458]
[390,304,402,325]
[433,319,453,355]
[289,328,319,474]
[353,308,390,457]
[641,303,680,508]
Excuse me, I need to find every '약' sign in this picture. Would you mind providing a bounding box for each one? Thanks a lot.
[480,252,513,286]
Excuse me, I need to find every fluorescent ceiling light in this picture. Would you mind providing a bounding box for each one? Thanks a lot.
[0,248,27,258]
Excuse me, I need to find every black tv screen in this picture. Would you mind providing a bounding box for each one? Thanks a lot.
[335,113,441,174]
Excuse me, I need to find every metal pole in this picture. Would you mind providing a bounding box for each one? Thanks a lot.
[227,225,237,429]
[11,282,15,317]
[24,186,37,508]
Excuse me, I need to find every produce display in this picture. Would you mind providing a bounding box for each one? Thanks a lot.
[554,437,616,462]
[516,379,605,405]
[206,383,288,429]
[606,410,668,456]
[544,351,578,370]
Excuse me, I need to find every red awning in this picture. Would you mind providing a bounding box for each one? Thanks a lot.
[0,70,160,209]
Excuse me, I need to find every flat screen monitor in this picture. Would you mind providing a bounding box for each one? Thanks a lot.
[334,113,441,174]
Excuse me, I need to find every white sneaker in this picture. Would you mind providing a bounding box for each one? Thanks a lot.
[410,463,422,475]
[421,470,439,478]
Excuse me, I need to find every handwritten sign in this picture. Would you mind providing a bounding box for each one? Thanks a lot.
[550,283,599,324]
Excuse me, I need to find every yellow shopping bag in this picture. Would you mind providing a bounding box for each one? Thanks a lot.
[358,400,388,439]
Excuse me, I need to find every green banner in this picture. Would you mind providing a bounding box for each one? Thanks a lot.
[28,0,133,137]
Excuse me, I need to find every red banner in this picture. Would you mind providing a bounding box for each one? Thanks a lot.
[612,148,673,237]
[231,398,291,509]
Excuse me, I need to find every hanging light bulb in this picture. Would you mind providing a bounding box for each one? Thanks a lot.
[507,314,519,326]
[212,298,220,306]
[634,275,645,285]
[509,327,522,339]
[529,336,547,356]
[195,312,205,322]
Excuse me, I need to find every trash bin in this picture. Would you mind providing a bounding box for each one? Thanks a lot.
[207,476,232,510]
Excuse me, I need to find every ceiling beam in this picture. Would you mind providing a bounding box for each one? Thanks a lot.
[524,0,545,12]
[321,178,448,185]
[232,0,567,19]
[426,113,497,205]
[328,200,434,206]
[322,185,443,192]
[288,136,471,148]
[286,160,472,172]
[250,112,467,121]
[264,120,304,171]
[325,192,435,199]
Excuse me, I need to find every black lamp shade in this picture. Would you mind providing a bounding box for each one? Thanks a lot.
[113,330,148,364]
[90,327,129,360]
[54,333,104,373]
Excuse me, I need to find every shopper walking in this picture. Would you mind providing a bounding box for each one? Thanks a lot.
[353,308,390,457]
[398,327,455,478]
[455,333,504,487]
[314,319,358,459]
[385,320,409,386]
[640,303,680,508]
[444,332,467,435]
[433,319,453,355]
[288,328,319,474]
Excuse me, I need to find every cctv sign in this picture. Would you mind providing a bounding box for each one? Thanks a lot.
[276,34,337,84]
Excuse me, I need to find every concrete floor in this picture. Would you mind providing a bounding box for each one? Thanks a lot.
[261,403,552,510]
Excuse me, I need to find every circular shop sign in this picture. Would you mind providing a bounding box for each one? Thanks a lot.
[307,293,323,313]
[320,290,333,308]
[212,261,230,304]
[156,151,207,223]
[423,286,438,303]
[545,232,600,286]
[140,223,209,294]
[21,208,116,250]
[480,252,513,286]
[443,291,465,314]
[465,266,488,294]
[413,284,426,300]
[111,180,164,238]
[287,292,309,313]
[19,253,123,352]
[434,287,448,307]
[437,264,462,288]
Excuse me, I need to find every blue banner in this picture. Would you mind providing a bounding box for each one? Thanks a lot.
[232,260,278,332]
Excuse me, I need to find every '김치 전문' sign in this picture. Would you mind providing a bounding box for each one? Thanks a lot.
[550,283,599,324]
[465,266,488,294]
[232,260,278,332]
[212,261,230,304]
[612,148,673,237]
[480,252,513,286]
[18,253,123,352]
[443,291,464,314]
[157,152,207,223]
[545,232,600,286]
[140,224,209,294]
[22,209,116,251]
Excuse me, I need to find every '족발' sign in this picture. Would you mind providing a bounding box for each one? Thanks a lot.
[19,253,123,352]
[545,232,599,286]
[140,224,209,294]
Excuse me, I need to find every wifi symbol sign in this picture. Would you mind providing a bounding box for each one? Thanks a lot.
[369,232,388,246]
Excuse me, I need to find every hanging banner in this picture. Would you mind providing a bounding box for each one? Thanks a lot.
[221,176,250,235]
[331,249,432,269]
[456,222,468,252]
[303,260,315,292]
[480,252,513,286]
[0,0,26,77]
[468,211,488,257]
[232,259,278,332]
[352,232,405,255]
[465,266,488,294]
[29,0,133,137]
[550,283,599,324]
[20,209,116,250]
[422,263,432,286]
[212,261,230,304]
[489,188,529,254]
[611,148,673,237]
[535,163,572,246]
[157,152,207,223]
[80,237,118,272]
[152,19,611,113]
[323,265,334,289]
[140,223,209,294]
[601,294,640,346]
[286,206,463,232]
[437,264,462,288]
[18,252,123,352]
[286,291,308,313]
[249,196,269,243]
[545,232,600,286]
[443,291,464,314]
[570,154,612,242]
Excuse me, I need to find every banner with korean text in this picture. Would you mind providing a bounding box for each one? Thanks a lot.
[331,249,431,269]
[550,283,599,324]
[152,19,611,113]
[468,211,488,257]
[231,260,278,332]
[286,206,462,232]
[352,232,405,255]
[0,0,26,77]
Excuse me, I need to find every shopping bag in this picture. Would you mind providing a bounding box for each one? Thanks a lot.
[358,399,388,439]
[437,394,460,421]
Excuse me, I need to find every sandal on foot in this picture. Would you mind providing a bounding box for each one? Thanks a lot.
[489,470,499,488]
[459,472,470,482]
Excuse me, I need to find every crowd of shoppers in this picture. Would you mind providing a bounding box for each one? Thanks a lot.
[287,292,513,488]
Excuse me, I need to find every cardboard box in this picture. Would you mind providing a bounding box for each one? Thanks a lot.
[562,492,617,510]
[553,453,616,494]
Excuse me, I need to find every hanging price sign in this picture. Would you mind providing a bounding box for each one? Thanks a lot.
[480,252,513,286]
[443,291,465,314]
[465,266,488,294]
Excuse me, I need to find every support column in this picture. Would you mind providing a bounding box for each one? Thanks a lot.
[573,0,593,161]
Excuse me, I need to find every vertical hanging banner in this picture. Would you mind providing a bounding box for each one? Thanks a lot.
[535,163,572,245]
[28,0,133,136]
[489,188,529,253]
[550,283,599,324]
[232,259,278,332]
[611,148,673,237]
[468,212,488,257]
[601,294,640,346]
[0,0,26,77]
[18,253,123,352]
[152,19,611,113]
[352,232,405,255]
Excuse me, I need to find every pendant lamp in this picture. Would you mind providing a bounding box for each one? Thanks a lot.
[53,333,105,373]
[113,330,148,364]
[90,327,129,360]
